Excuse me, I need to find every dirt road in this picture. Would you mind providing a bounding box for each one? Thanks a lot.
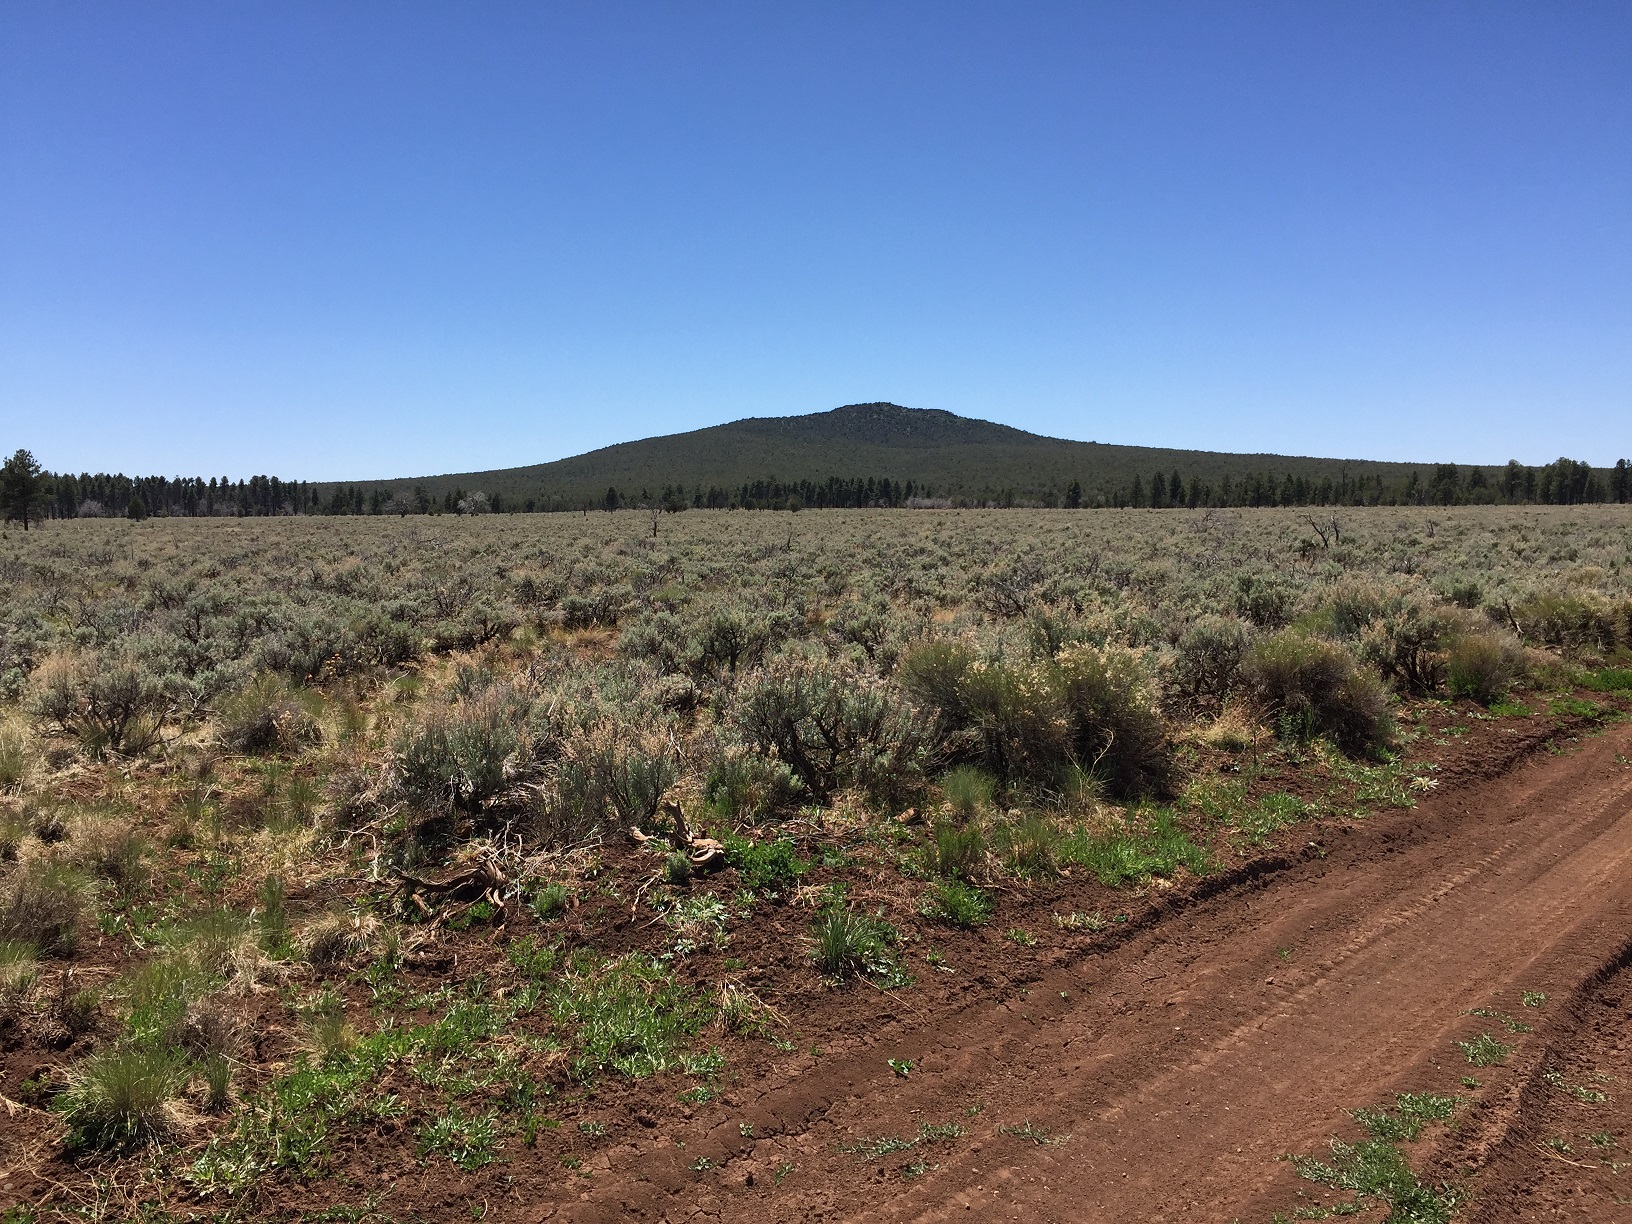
[538,723,1632,1222]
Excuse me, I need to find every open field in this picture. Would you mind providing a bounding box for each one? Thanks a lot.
[2,506,1632,1222]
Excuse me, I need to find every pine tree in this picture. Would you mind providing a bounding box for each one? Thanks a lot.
[0,448,45,530]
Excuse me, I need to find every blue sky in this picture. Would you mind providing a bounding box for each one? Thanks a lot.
[2,2,1628,480]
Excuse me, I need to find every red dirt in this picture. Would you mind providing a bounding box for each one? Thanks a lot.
[6,709,1631,1220]
[518,721,1632,1223]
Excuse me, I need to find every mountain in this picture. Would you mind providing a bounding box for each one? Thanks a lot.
[330,403,1448,510]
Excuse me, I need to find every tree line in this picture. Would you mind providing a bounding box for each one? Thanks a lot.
[2,447,1629,528]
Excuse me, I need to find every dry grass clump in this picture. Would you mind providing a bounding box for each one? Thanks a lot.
[66,814,152,897]
[1195,704,1267,752]
[300,909,379,967]
[215,673,323,754]
[55,1046,185,1151]
[0,857,93,956]
[0,723,30,792]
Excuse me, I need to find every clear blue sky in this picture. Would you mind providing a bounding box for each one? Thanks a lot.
[2,2,1628,480]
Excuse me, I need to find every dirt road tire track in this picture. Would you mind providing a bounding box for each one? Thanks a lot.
[536,723,1632,1223]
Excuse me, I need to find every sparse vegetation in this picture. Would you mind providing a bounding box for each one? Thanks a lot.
[0,504,1628,1214]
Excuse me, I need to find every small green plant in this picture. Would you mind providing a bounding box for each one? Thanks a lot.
[528,881,571,920]
[888,1058,913,1078]
[920,879,990,928]
[664,851,693,886]
[724,836,807,897]
[1455,1032,1512,1067]
[418,1108,500,1170]
[1006,927,1036,947]
[811,909,907,986]
[1521,990,1547,1007]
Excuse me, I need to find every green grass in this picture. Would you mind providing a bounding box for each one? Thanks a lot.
[548,953,714,1080]
[811,909,908,986]
[1580,667,1632,695]
[1549,695,1604,719]
[1058,806,1210,886]
[417,1108,500,1170]
[1291,1139,1462,1223]
[724,836,807,897]
[919,879,991,928]
[1236,792,1315,843]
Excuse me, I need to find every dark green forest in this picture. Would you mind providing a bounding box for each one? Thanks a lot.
[4,403,1629,524]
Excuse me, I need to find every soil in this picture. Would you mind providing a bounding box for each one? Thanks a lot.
[526,718,1632,1223]
[5,707,1632,1220]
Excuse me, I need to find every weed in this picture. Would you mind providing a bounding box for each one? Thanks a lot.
[941,765,996,819]
[1542,1068,1610,1104]
[774,1161,795,1185]
[1521,990,1547,1007]
[418,1108,500,1170]
[1351,1093,1459,1142]
[1052,910,1105,932]
[998,1121,1058,1145]
[724,836,807,897]
[1291,1139,1462,1223]
[664,851,692,886]
[0,859,92,956]
[928,820,986,880]
[1006,927,1036,947]
[920,879,991,928]
[1455,1032,1511,1066]
[528,881,571,920]
[1467,1006,1531,1033]
[888,1058,913,1078]
[257,874,290,955]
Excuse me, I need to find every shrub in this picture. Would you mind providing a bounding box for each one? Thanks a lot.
[704,748,804,822]
[734,657,927,804]
[1356,603,1454,695]
[1510,591,1622,654]
[55,1047,184,1151]
[1173,617,1254,706]
[29,652,172,756]
[1446,632,1526,705]
[1241,631,1394,755]
[920,880,991,928]
[1052,644,1171,798]
[395,690,526,816]
[900,641,1169,798]
[0,859,91,956]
